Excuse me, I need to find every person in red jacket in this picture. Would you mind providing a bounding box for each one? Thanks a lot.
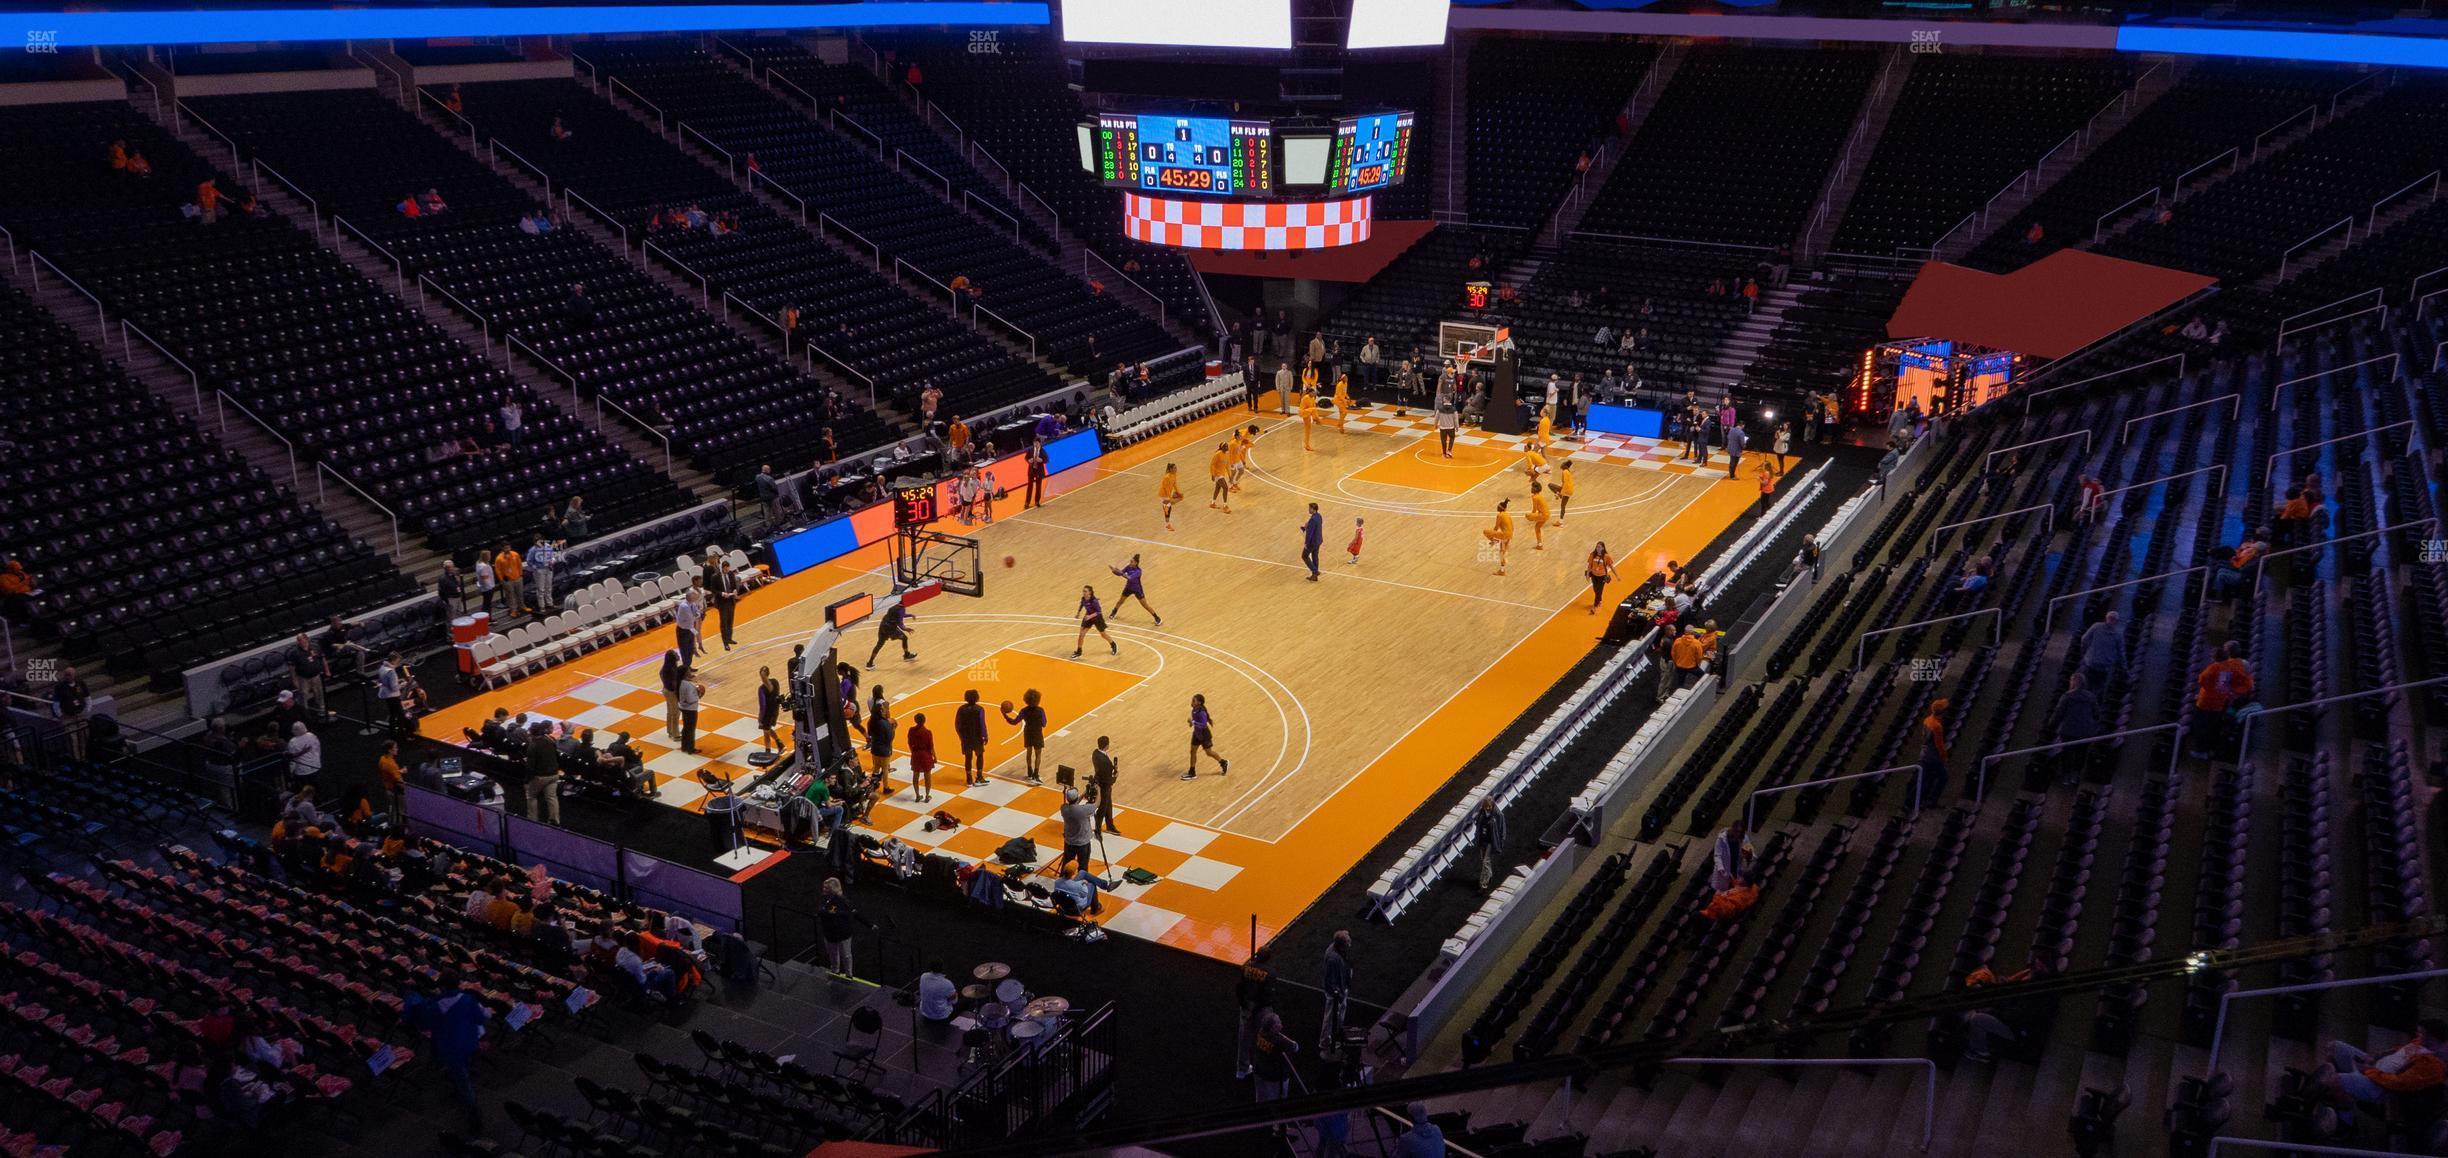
[905,712,937,804]
[2188,641,2255,760]
[2312,1020,2448,1122]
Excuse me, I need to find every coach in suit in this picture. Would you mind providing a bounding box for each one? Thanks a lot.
[1090,735,1121,835]
[1300,503,1325,582]
[712,558,744,650]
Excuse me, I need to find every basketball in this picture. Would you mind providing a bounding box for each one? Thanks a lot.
[1000,699,1014,714]
[1003,554,1016,569]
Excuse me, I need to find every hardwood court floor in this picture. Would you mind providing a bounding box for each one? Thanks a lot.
[426,397,1756,960]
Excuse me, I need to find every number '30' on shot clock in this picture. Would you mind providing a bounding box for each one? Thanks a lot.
[893,484,939,528]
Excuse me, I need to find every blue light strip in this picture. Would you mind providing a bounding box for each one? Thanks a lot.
[2115,26,2448,69]
[4,3,1049,48]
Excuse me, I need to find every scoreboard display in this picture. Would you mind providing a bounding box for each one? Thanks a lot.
[1331,111,1412,195]
[1093,113,1272,197]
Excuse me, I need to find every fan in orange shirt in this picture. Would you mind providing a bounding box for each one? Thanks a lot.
[1158,464,1184,530]
[1207,444,1233,514]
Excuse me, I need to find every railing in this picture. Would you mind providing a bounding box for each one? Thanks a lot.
[2022,353,2184,411]
[355,48,411,108]
[1925,503,2056,554]
[1974,720,2184,804]
[316,462,402,560]
[2265,419,2415,484]
[174,99,245,172]
[560,188,629,255]
[2210,1140,2407,1158]
[491,138,553,200]
[2266,353,2399,411]
[964,189,1021,240]
[2367,169,2440,232]
[894,257,958,315]
[511,332,674,475]
[711,35,756,74]
[609,77,669,137]
[2121,394,2239,444]
[1083,249,1165,324]
[750,168,809,224]
[28,251,106,332]
[1853,606,2003,671]
[677,122,737,180]
[2202,965,2448,1090]
[885,1002,1118,1149]
[805,342,877,399]
[2253,104,2316,161]
[925,100,967,148]
[2172,147,2237,200]
[970,141,1014,196]
[213,388,301,489]
[640,237,709,306]
[416,86,477,141]
[973,302,1036,359]
[1568,227,1775,254]
[2410,263,2448,317]
[2277,216,2355,282]
[831,109,885,155]
[1749,762,1924,830]
[417,274,491,356]
[820,212,882,270]
[2274,286,2385,358]
[2092,187,2163,244]
[897,149,952,200]
[2326,66,2390,118]
[120,319,203,411]
[2040,561,2212,637]
[0,220,16,277]
[251,158,321,242]
[1191,262,1225,349]
[330,216,407,294]
[1021,184,1060,235]
[721,290,790,357]
[569,51,599,92]
[769,69,816,111]
[1926,61,2157,260]
[2244,519,2435,610]
[1984,428,2091,470]
[128,69,164,123]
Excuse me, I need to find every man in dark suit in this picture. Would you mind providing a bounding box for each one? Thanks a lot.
[1300,503,1325,582]
[713,558,744,650]
[1090,735,1121,835]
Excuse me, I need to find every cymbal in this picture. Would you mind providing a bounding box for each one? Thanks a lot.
[972,961,1011,980]
[960,983,992,1001]
[1021,996,1070,1018]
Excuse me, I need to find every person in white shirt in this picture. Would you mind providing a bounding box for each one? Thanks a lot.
[464,882,495,923]
[674,589,706,667]
[917,964,957,1022]
[527,536,558,612]
[285,721,322,787]
[376,653,404,733]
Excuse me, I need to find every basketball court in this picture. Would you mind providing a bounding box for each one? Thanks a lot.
[424,393,1757,961]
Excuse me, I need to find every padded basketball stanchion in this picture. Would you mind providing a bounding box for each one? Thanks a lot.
[1485,346,1523,435]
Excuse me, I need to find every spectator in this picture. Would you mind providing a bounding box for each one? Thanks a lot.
[0,558,34,622]
[473,551,497,613]
[1471,796,1506,889]
[2189,641,2255,761]
[493,541,526,615]
[2309,1020,2448,1122]
[1396,1102,1447,1157]
[404,975,490,1132]
[1235,948,1277,1079]
[285,721,322,789]
[561,494,591,540]
[2079,611,2123,692]
[1251,1005,1299,1102]
[527,533,558,612]
[376,651,406,733]
[1917,699,1950,805]
[524,723,561,823]
[816,877,868,976]
[1671,624,1706,689]
[1320,930,1353,1053]
[2043,672,2101,788]
[564,282,595,329]
[376,739,405,819]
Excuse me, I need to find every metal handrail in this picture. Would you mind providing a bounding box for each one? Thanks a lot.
[330,216,407,294]
[2202,963,2448,1088]
[491,138,552,200]
[927,101,967,148]
[973,302,1035,360]
[2409,262,2448,308]
[1748,762,1925,831]
[2243,519,2436,609]
[711,35,756,74]
[1925,503,2056,553]
[416,86,478,140]
[2252,104,2316,161]
[316,461,402,560]
[640,237,709,306]
[213,388,301,489]
[1020,184,1059,234]
[510,332,674,475]
[1984,429,2091,469]
[128,69,164,123]
[895,257,958,314]
[2173,147,2237,198]
[173,99,244,171]
[609,77,668,136]
[2266,354,2399,411]
[560,188,628,254]
[805,341,876,397]
[2366,169,2440,232]
[569,50,599,91]
[2022,353,2183,411]
[2277,286,2383,334]
[1853,606,2003,671]
[0,220,16,277]
[2276,303,2385,359]
[965,190,1021,239]
[721,289,790,356]
[28,251,105,332]
[769,70,816,111]
[416,273,491,355]
[1567,227,1776,254]
[832,109,884,155]
[2266,419,2415,483]
[2121,394,2239,443]
[678,122,737,179]
[897,149,952,200]
[751,168,810,224]
[1082,250,1165,325]
[354,47,411,108]
[2277,216,2354,282]
[971,142,1014,196]
[2325,66,2389,118]
[1973,721,2184,804]
[2211,1139,2408,1158]
[2094,462,2229,504]
[2093,187,2162,243]
[251,158,322,242]
[821,212,882,269]
[120,319,204,410]
[2040,561,2212,637]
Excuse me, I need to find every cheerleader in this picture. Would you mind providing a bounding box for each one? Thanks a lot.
[1482,499,1515,576]
[1158,463,1184,529]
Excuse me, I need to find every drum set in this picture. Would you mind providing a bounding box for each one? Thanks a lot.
[949,962,1070,1072]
